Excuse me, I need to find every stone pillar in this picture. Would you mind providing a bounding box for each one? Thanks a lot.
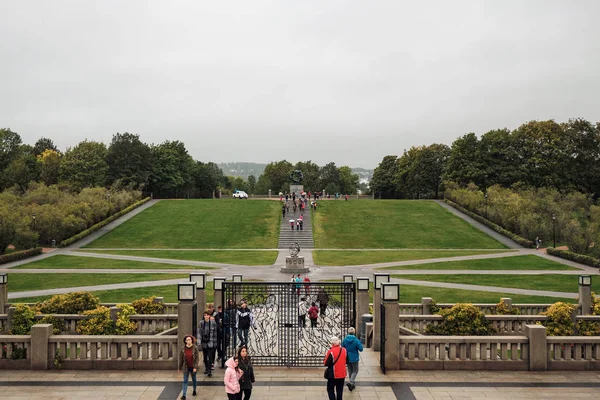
[214,288,223,311]
[382,298,400,371]
[579,285,592,315]
[526,324,547,371]
[109,306,121,323]
[0,283,7,314]
[178,300,198,349]
[196,287,206,324]
[31,324,53,370]
[421,297,432,315]
[153,297,165,313]
[356,290,369,330]
[268,189,271,198]
[6,306,15,333]
[500,297,513,313]
[373,289,381,351]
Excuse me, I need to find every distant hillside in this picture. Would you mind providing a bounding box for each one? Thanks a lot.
[218,162,372,183]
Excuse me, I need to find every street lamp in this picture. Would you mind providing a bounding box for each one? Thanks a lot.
[579,275,592,286]
[356,277,369,291]
[178,282,197,301]
[552,214,556,248]
[232,274,243,283]
[32,214,37,248]
[380,283,400,302]
[189,273,206,289]
[484,193,488,219]
[343,274,353,283]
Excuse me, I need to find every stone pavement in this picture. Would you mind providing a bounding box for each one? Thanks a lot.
[1,349,599,399]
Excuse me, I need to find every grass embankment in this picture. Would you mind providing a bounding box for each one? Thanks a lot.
[74,250,278,265]
[395,274,598,293]
[8,273,187,292]
[312,200,507,249]
[376,255,576,271]
[13,255,218,270]
[84,199,281,249]
[315,250,516,266]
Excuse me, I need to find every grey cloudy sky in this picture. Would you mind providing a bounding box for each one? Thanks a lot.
[1,1,599,169]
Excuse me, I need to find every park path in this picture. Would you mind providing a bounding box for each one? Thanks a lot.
[277,198,314,249]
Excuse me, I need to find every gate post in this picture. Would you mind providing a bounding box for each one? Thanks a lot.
[381,283,400,372]
[177,282,198,351]
[190,273,207,324]
[213,277,226,310]
[373,274,389,351]
[356,277,369,331]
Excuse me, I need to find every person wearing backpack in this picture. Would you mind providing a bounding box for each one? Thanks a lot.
[323,336,347,400]
[342,327,363,391]
[308,302,319,327]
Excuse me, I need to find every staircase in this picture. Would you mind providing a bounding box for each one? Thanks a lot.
[278,201,314,249]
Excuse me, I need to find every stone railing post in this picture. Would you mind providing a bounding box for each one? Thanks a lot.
[579,284,592,315]
[6,306,16,333]
[0,280,7,314]
[421,297,432,315]
[196,287,206,325]
[526,324,547,371]
[31,323,53,370]
[178,299,198,353]
[382,294,400,371]
[109,306,121,323]
[500,297,512,312]
[153,297,165,313]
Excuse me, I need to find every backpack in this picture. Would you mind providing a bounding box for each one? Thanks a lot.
[308,306,318,319]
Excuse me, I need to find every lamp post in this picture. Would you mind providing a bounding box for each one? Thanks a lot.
[484,192,488,219]
[343,274,353,283]
[32,214,37,248]
[578,275,592,315]
[552,214,556,248]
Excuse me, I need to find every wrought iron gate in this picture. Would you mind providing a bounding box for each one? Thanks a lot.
[222,282,355,367]
[380,303,386,374]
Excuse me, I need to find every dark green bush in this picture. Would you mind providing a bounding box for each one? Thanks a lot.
[545,247,600,268]
[10,304,36,335]
[131,296,164,314]
[0,248,43,265]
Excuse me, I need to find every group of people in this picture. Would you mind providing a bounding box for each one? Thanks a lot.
[179,335,255,400]
[324,328,364,399]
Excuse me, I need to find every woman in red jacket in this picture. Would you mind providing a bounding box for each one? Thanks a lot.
[323,336,347,400]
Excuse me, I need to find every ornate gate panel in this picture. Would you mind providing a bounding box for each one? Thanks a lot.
[222,282,355,367]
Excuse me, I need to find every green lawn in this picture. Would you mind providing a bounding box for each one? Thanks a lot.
[312,200,507,249]
[13,282,568,304]
[7,273,187,292]
[84,199,281,249]
[376,255,576,270]
[13,255,217,270]
[74,250,278,265]
[394,274,598,293]
[314,250,516,266]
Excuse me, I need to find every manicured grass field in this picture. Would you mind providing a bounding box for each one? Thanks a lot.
[312,200,507,249]
[395,274,598,293]
[7,273,187,292]
[75,250,278,265]
[376,255,576,270]
[13,282,567,304]
[314,250,516,266]
[13,255,217,270]
[84,199,281,249]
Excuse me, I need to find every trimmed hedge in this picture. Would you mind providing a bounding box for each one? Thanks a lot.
[546,247,600,269]
[0,248,43,265]
[60,197,151,247]
[445,199,535,248]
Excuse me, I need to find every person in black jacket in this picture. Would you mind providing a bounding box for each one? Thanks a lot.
[198,311,217,377]
[214,305,224,363]
[237,345,255,400]
[236,302,256,346]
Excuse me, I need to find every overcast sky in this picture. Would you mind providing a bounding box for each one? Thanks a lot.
[1,1,599,169]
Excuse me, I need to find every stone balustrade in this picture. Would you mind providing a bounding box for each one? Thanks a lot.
[547,337,600,369]
[0,335,31,368]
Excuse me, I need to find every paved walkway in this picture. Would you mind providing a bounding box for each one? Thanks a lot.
[1,349,599,399]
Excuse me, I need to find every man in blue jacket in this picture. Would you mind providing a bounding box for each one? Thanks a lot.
[342,327,363,391]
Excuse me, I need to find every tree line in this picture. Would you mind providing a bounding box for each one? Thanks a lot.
[369,118,600,199]
[0,128,360,197]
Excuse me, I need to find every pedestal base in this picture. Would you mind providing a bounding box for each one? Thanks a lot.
[280,256,310,274]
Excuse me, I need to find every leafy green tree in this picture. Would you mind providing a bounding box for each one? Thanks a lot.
[292,161,320,192]
[478,129,520,188]
[445,133,485,187]
[194,161,224,197]
[232,176,248,192]
[338,166,359,195]
[369,155,398,198]
[32,137,58,156]
[254,174,272,195]
[0,128,22,172]
[247,175,256,194]
[261,160,293,193]
[562,118,600,195]
[319,162,340,193]
[148,141,194,198]
[37,149,61,186]
[2,153,40,191]
[0,204,18,253]
[106,132,152,189]
[59,141,109,190]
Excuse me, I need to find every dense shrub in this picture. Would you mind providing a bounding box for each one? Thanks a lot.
[426,303,494,335]
[60,196,150,247]
[76,306,115,335]
[39,315,66,335]
[545,247,600,269]
[115,304,137,335]
[131,296,164,314]
[495,298,520,315]
[0,248,42,265]
[540,302,577,336]
[36,292,100,314]
[10,304,36,335]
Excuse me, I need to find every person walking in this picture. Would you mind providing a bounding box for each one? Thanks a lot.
[298,296,308,328]
[342,327,363,391]
[324,336,347,400]
[317,287,329,317]
[224,356,243,400]
[308,302,319,327]
[345,194,348,201]
[536,236,541,250]
[236,302,256,346]
[178,335,199,400]
[215,305,225,364]
[237,346,255,400]
[282,204,286,218]
[198,311,217,377]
